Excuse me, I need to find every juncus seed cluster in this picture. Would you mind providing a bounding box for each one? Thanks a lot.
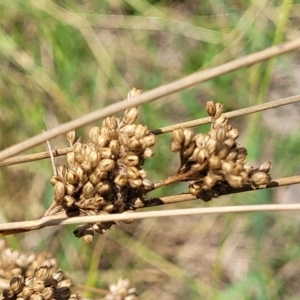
[0,240,79,300]
[49,88,156,242]
[170,101,272,201]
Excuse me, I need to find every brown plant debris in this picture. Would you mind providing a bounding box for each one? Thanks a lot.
[169,100,272,201]
[45,89,272,242]
[0,240,79,300]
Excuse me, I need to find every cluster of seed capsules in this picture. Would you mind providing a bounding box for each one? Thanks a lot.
[1,267,78,300]
[0,240,79,300]
[49,88,156,242]
[170,101,272,201]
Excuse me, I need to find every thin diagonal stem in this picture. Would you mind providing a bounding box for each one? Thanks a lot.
[1,38,300,161]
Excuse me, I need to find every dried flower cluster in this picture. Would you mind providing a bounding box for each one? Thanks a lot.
[0,240,79,300]
[48,88,156,242]
[170,101,272,201]
[105,278,137,300]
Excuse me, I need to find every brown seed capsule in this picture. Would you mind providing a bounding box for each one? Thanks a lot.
[57,278,73,288]
[95,182,110,195]
[142,178,153,190]
[66,130,77,146]
[96,135,109,148]
[227,128,240,140]
[41,287,54,300]
[204,137,217,155]
[34,266,50,281]
[109,140,120,156]
[135,124,148,139]
[98,158,115,172]
[89,172,101,186]
[66,170,78,185]
[102,203,115,213]
[197,149,206,164]
[88,151,99,168]
[208,155,221,169]
[63,195,75,207]
[244,163,253,173]
[114,174,128,187]
[214,103,224,119]
[22,286,34,299]
[250,171,271,188]
[99,147,112,159]
[83,182,96,199]
[170,141,182,152]
[81,160,92,172]
[54,286,71,300]
[183,129,193,148]
[52,270,64,282]
[65,184,75,195]
[259,161,272,173]
[126,166,140,180]
[143,147,154,158]
[206,101,216,117]
[129,178,142,189]
[215,125,227,143]
[188,147,200,162]
[121,155,140,166]
[172,129,185,145]
[31,280,45,293]
[194,133,205,148]
[203,175,217,190]
[183,144,196,159]
[215,115,227,127]
[127,139,142,152]
[10,275,24,294]
[54,182,65,203]
[122,107,139,125]
[29,292,43,300]
[119,124,137,137]
[57,165,67,179]
[226,174,243,188]
[66,151,76,167]
[75,166,84,182]
[143,134,156,147]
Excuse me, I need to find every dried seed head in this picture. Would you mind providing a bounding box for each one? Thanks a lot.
[126,167,140,180]
[135,124,147,140]
[183,129,193,148]
[41,287,54,300]
[66,152,76,167]
[95,182,110,195]
[214,103,223,119]
[215,125,226,143]
[52,270,64,282]
[34,266,50,281]
[127,87,142,99]
[31,280,45,292]
[170,141,182,152]
[114,174,128,187]
[54,182,65,203]
[206,101,216,117]
[259,161,272,173]
[128,178,143,189]
[66,130,77,146]
[143,134,156,147]
[121,154,140,167]
[143,147,154,158]
[250,171,271,188]
[227,128,240,140]
[98,158,115,172]
[10,275,24,294]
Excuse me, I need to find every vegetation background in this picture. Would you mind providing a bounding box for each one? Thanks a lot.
[1,0,300,299]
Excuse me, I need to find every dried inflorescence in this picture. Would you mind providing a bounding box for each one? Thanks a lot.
[0,240,79,300]
[48,88,156,242]
[170,101,272,201]
[105,278,137,300]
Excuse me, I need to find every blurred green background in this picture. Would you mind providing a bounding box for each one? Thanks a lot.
[1,0,300,299]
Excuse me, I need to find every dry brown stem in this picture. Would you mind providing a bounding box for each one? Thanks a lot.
[1,38,300,161]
